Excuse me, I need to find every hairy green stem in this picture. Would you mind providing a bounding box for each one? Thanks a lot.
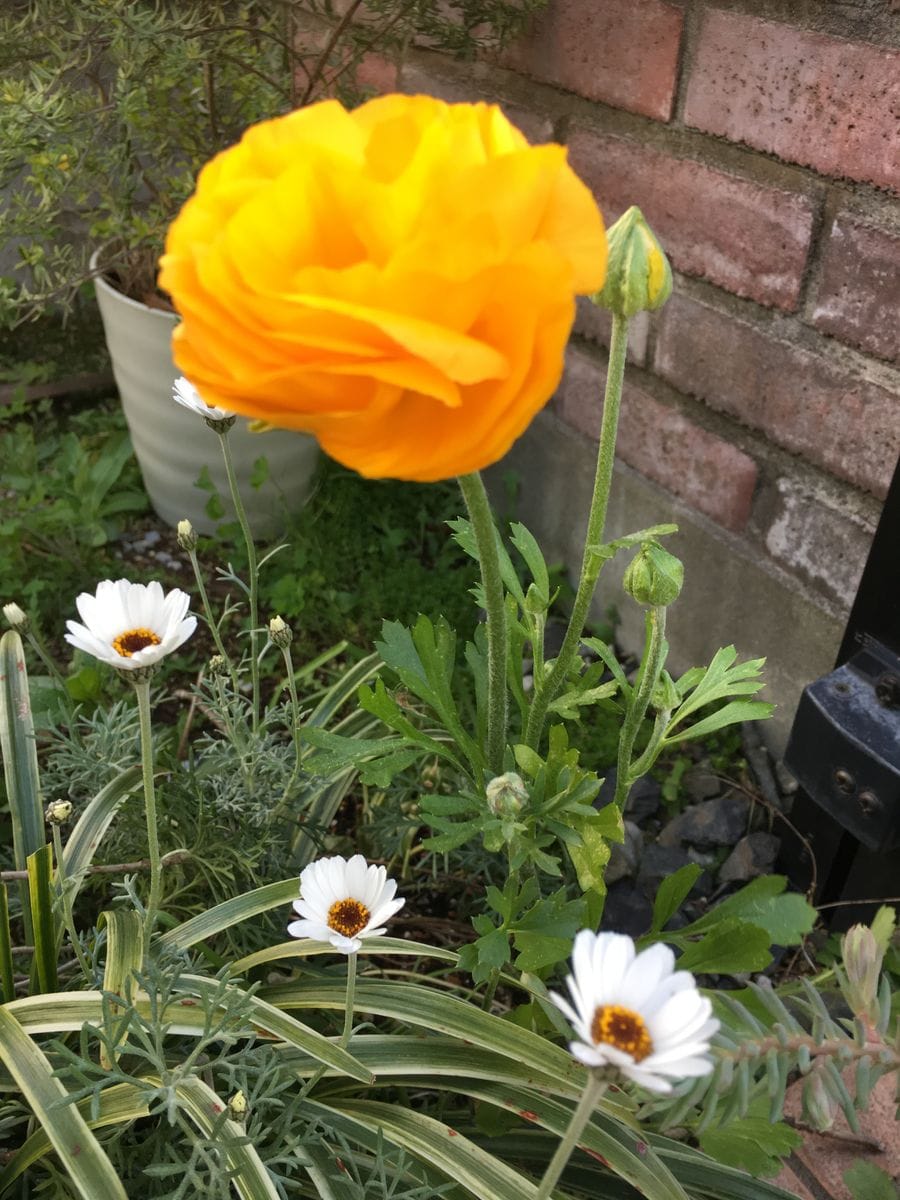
[615,607,667,812]
[280,643,303,775]
[534,1073,606,1200]
[217,429,260,736]
[186,546,238,693]
[458,472,508,774]
[51,824,92,979]
[133,678,162,943]
[524,313,630,751]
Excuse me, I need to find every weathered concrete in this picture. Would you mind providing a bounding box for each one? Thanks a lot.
[486,411,845,753]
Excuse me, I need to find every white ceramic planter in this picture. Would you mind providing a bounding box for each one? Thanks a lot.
[92,257,319,537]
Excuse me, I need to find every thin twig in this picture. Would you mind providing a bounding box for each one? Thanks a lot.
[300,0,365,104]
[0,850,190,883]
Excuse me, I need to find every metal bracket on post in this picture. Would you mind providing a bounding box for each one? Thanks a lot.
[781,454,900,926]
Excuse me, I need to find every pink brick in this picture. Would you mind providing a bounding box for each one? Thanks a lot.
[684,11,900,193]
[655,295,900,499]
[812,215,900,364]
[558,346,758,531]
[568,130,815,310]
[502,0,683,121]
[355,52,399,94]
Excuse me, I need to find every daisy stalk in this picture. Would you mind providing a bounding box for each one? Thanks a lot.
[457,472,508,774]
[64,579,197,944]
[47,803,92,980]
[215,427,262,737]
[177,520,240,696]
[534,1072,607,1200]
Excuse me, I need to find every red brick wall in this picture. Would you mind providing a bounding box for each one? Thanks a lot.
[364,0,900,613]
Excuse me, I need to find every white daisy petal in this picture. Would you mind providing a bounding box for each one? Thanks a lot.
[288,854,404,955]
[65,580,195,670]
[552,929,716,1094]
[173,375,232,421]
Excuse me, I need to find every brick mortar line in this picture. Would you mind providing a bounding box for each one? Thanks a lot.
[405,47,900,223]
[567,333,883,532]
[689,0,900,49]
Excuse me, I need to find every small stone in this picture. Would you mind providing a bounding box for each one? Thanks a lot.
[682,764,722,801]
[774,760,799,796]
[595,771,661,823]
[601,881,654,939]
[638,842,693,886]
[719,832,781,883]
[658,793,750,848]
[605,819,643,884]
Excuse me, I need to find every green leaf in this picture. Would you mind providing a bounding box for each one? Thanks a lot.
[844,1160,898,1200]
[0,885,14,1003]
[686,876,816,946]
[230,935,457,978]
[0,1007,127,1199]
[509,522,549,602]
[99,908,143,1001]
[698,1118,801,1177]
[649,865,702,934]
[870,906,896,954]
[675,919,772,974]
[560,806,621,899]
[27,844,57,993]
[664,699,774,745]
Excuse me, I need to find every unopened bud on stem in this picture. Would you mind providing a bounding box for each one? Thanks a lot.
[176,519,198,551]
[3,602,29,632]
[590,206,672,318]
[268,614,293,649]
[623,542,683,608]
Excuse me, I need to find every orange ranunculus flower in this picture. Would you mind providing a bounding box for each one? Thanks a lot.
[159,94,607,482]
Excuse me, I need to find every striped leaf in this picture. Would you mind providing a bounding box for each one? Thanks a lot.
[0,1006,126,1199]
[0,885,14,1004]
[63,763,144,894]
[160,878,299,952]
[0,630,44,942]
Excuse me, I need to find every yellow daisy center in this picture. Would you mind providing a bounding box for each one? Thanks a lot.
[112,628,162,658]
[328,898,370,938]
[590,1004,653,1062]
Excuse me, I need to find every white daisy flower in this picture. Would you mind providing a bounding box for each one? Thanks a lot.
[550,930,719,1094]
[64,579,197,670]
[172,376,233,422]
[287,854,405,954]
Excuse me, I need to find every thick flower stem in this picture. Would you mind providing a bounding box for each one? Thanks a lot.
[524,313,630,752]
[615,607,667,812]
[133,679,162,943]
[217,430,261,736]
[534,1073,606,1200]
[341,951,359,1049]
[458,472,508,774]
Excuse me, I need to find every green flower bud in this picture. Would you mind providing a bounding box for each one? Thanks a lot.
[590,206,672,318]
[840,923,883,1025]
[3,602,29,632]
[623,543,683,608]
[485,771,528,816]
[268,614,293,649]
[208,654,228,676]
[176,519,198,551]
[227,1089,248,1121]
[46,798,73,825]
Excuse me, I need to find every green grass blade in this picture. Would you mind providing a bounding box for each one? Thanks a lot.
[99,909,143,999]
[0,1006,127,1199]
[262,979,581,1087]
[0,1081,149,1187]
[8,979,374,1084]
[0,630,44,942]
[160,878,299,951]
[230,935,457,976]
[1,1074,280,1199]
[0,885,14,1003]
[27,844,57,992]
[63,763,144,892]
[310,1098,542,1200]
[439,1080,689,1200]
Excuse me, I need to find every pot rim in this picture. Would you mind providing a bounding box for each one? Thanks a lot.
[89,247,177,325]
